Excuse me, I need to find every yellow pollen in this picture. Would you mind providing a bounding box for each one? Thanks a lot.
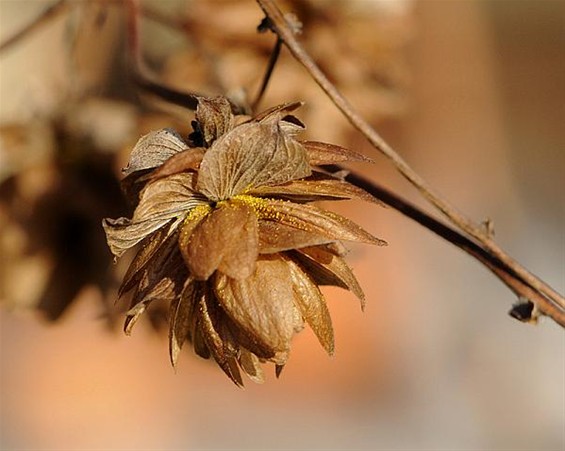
[230,194,284,220]
[229,195,307,231]
[186,203,212,222]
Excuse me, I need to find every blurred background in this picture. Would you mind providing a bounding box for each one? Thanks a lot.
[1,0,563,450]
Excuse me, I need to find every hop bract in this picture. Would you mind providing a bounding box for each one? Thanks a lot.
[103,97,386,385]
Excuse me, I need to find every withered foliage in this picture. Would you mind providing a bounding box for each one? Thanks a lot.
[104,96,386,385]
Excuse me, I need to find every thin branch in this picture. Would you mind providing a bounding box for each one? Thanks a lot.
[131,72,199,110]
[0,0,70,54]
[321,165,565,326]
[251,20,283,113]
[256,0,565,327]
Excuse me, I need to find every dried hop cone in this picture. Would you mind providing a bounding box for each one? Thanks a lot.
[103,96,386,385]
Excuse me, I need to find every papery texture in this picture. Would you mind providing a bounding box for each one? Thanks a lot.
[103,98,386,385]
[196,122,311,201]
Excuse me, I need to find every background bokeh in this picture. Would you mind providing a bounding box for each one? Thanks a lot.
[1,1,563,450]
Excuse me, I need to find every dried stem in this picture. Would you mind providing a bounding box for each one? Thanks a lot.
[256,0,565,327]
[322,165,565,325]
[251,31,282,112]
[0,0,70,54]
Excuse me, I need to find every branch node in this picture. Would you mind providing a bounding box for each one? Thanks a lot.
[257,13,302,36]
[509,298,540,324]
[482,218,495,238]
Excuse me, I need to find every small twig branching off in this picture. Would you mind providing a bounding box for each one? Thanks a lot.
[255,0,564,327]
[251,25,282,112]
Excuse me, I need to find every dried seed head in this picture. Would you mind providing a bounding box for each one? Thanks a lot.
[103,97,386,385]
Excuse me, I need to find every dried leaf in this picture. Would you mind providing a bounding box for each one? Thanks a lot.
[238,349,265,384]
[198,287,244,386]
[169,279,199,367]
[303,141,373,165]
[123,129,189,176]
[258,221,335,253]
[103,173,206,258]
[253,101,303,123]
[119,225,170,297]
[182,202,258,280]
[133,262,185,310]
[260,199,387,247]
[286,258,334,355]
[292,245,366,310]
[125,243,186,335]
[222,313,278,361]
[196,122,311,201]
[124,301,148,336]
[213,258,296,363]
[195,96,235,147]
[147,148,205,182]
[121,169,153,204]
[249,176,383,204]
[192,317,211,359]
[255,101,305,136]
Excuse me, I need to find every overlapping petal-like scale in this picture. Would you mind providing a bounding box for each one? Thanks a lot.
[123,128,189,177]
[194,96,235,147]
[249,175,382,204]
[213,257,296,364]
[103,173,207,258]
[197,286,244,386]
[255,101,305,136]
[253,101,303,124]
[257,198,386,247]
[119,225,172,297]
[180,202,258,280]
[196,121,311,201]
[238,349,265,384]
[302,141,373,166]
[147,148,205,182]
[258,221,336,253]
[169,279,199,367]
[291,245,366,310]
[286,257,335,355]
[124,239,186,335]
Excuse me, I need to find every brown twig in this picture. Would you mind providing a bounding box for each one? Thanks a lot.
[256,0,565,327]
[251,20,283,113]
[321,165,565,325]
[0,0,70,54]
